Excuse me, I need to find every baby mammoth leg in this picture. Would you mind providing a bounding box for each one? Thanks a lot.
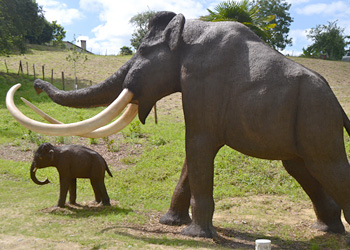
[99,181,111,206]
[90,178,102,203]
[68,178,77,205]
[58,178,70,208]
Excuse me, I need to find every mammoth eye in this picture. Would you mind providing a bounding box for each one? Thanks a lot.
[39,156,43,160]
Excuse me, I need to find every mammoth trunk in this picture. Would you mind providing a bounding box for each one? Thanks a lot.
[34,59,133,108]
[30,163,50,185]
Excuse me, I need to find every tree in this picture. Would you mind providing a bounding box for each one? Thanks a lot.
[51,21,66,43]
[200,0,276,42]
[303,21,349,60]
[119,46,133,56]
[0,0,66,54]
[66,37,88,89]
[253,0,293,50]
[129,10,156,50]
[0,0,26,54]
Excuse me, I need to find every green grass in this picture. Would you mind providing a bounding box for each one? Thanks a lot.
[1,46,350,249]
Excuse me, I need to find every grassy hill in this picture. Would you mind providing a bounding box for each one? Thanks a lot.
[1,45,350,249]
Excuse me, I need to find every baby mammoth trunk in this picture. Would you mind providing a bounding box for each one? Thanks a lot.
[30,162,50,185]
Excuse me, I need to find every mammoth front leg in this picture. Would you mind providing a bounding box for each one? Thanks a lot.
[180,136,220,238]
[57,178,70,208]
[159,159,192,226]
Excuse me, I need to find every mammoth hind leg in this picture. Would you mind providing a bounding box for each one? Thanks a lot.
[90,179,102,203]
[282,158,344,234]
[90,179,110,206]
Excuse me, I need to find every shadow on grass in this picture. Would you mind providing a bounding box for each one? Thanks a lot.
[41,201,133,218]
[99,223,322,249]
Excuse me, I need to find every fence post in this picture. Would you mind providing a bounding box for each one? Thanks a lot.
[42,65,45,80]
[18,60,23,75]
[4,59,8,73]
[51,69,53,83]
[26,62,29,75]
[62,72,65,90]
[33,64,36,79]
[154,103,158,124]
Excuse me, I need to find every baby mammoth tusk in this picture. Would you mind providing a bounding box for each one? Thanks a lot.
[6,84,134,136]
[21,97,138,138]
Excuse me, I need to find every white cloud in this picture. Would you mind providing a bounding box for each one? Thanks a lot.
[285,0,310,5]
[37,0,83,25]
[296,1,350,17]
[282,29,312,56]
[78,0,211,54]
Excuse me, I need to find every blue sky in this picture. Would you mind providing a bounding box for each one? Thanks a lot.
[36,0,350,56]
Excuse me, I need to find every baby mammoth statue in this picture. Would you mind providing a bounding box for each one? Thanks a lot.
[30,143,113,207]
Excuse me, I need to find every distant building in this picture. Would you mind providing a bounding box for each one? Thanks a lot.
[63,41,94,54]
[342,52,350,62]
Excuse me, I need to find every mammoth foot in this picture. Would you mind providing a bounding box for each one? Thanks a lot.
[181,223,217,238]
[311,220,345,234]
[159,210,191,226]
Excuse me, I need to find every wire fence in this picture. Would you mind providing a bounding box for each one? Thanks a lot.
[4,59,97,91]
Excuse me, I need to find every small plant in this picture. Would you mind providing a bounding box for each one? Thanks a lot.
[66,35,88,89]
[89,138,98,145]
[103,136,120,152]
[150,136,167,146]
[23,130,47,146]
[55,136,66,144]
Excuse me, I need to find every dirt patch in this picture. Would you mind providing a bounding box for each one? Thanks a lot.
[0,234,84,250]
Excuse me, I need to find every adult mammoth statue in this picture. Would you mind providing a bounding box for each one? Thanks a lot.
[6,11,350,238]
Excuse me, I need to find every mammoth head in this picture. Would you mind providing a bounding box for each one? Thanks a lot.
[124,11,185,123]
[30,143,54,185]
[6,12,186,138]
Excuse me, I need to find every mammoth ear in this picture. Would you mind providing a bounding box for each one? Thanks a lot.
[163,13,185,51]
[49,149,54,161]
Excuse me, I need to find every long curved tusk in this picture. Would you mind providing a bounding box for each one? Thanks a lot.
[79,104,138,138]
[21,97,62,124]
[21,97,138,138]
[6,84,133,136]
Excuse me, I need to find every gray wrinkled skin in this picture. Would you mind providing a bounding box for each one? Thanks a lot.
[30,143,112,208]
[33,12,350,237]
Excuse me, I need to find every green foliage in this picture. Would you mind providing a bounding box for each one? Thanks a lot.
[103,136,120,152]
[129,10,157,50]
[89,138,99,145]
[119,46,133,56]
[22,130,48,146]
[303,21,349,60]
[51,21,66,43]
[301,46,320,59]
[0,0,66,55]
[123,120,143,139]
[200,0,276,42]
[253,0,293,50]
